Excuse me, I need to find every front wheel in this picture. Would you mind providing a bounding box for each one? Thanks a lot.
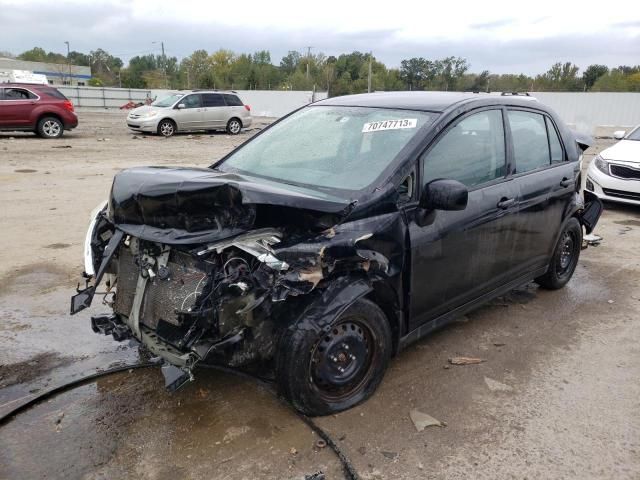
[157,119,176,137]
[37,117,64,138]
[226,118,242,135]
[276,298,392,416]
[535,217,582,290]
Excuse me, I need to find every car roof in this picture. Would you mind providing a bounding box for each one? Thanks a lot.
[314,91,539,113]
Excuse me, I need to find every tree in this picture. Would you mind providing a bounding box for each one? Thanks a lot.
[17,47,48,62]
[400,57,428,90]
[536,62,582,91]
[582,64,609,90]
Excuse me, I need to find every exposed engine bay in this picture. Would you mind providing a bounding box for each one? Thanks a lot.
[71,166,398,391]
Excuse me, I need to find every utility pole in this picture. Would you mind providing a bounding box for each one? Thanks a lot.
[153,41,168,88]
[367,51,372,93]
[64,41,71,85]
[304,46,313,80]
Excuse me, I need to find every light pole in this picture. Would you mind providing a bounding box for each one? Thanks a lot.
[153,41,168,88]
[64,41,71,85]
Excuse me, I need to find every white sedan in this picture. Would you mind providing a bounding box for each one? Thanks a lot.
[586,126,640,206]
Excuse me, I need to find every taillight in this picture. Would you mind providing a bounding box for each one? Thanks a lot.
[244,105,251,111]
[63,100,74,112]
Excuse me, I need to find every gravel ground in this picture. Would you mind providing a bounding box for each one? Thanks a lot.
[0,111,638,479]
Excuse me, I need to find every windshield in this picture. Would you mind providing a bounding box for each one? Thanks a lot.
[626,127,640,141]
[152,93,183,108]
[218,106,437,191]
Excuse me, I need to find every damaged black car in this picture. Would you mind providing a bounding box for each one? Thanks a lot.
[71,92,602,416]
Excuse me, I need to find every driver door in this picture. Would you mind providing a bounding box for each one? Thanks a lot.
[407,108,521,329]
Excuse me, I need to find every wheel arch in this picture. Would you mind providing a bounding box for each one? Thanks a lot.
[228,116,243,127]
[157,117,177,133]
[36,112,63,128]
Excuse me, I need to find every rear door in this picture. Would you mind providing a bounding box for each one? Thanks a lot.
[408,108,520,328]
[506,109,577,273]
[0,87,38,127]
[173,93,203,130]
[201,93,227,128]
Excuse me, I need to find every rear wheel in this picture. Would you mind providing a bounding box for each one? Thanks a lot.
[37,117,64,138]
[157,119,176,137]
[535,218,582,289]
[276,298,392,416]
[226,118,242,135]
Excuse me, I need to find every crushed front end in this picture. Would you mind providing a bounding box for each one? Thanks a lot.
[71,166,399,392]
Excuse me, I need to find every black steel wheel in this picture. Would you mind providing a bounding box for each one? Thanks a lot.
[535,217,582,289]
[276,298,392,416]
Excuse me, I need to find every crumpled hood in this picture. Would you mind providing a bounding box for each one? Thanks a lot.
[108,166,353,244]
[600,140,640,164]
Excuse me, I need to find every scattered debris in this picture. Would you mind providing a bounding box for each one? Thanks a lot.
[304,472,325,480]
[289,447,298,455]
[131,135,141,140]
[51,145,72,149]
[44,243,72,249]
[381,451,398,460]
[448,356,484,365]
[96,138,111,142]
[484,377,514,393]
[54,411,64,424]
[357,446,367,455]
[493,342,506,347]
[14,169,38,173]
[409,409,445,431]
[315,439,327,449]
[583,233,602,247]
[607,299,615,304]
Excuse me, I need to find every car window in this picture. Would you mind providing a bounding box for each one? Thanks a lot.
[421,109,506,188]
[43,88,68,100]
[508,110,551,173]
[546,117,564,163]
[181,94,202,109]
[202,93,225,107]
[4,88,35,100]
[223,94,244,106]
[219,106,437,192]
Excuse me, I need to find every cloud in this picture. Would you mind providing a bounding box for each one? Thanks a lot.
[470,18,517,30]
[0,0,638,75]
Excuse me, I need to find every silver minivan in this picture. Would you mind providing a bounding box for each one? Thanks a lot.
[126,90,252,137]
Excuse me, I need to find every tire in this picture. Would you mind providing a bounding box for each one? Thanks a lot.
[37,116,64,139]
[535,217,582,290]
[276,298,392,416]
[157,119,176,137]
[226,118,242,135]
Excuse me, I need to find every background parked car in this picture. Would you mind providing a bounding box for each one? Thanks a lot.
[126,90,252,137]
[586,125,640,205]
[0,83,78,138]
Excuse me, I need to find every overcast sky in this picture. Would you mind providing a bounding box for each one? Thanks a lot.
[1,0,639,75]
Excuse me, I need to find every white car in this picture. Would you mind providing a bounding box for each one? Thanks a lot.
[586,126,640,205]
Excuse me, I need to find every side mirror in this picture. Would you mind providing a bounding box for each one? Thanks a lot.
[420,179,468,211]
[613,130,625,140]
[176,103,186,109]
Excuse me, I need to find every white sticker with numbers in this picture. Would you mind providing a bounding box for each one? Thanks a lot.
[362,118,417,133]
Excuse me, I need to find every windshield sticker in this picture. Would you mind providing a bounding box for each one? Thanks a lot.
[362,119,417,133]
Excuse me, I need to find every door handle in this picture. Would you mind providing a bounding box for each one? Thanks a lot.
[497,197,515,209]
[560,177,572,188]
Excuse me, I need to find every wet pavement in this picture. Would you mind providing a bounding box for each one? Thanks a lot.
[1,118,639,479]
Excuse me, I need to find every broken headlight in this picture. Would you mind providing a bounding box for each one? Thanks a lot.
[84,200,108,277]
[594,155,610,175]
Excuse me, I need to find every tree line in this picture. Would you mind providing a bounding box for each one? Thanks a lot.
[7,47,640,94]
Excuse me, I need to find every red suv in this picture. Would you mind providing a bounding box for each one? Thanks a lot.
[0,83,78,138]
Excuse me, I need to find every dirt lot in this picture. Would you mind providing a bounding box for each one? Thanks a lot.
[0,111,639,479]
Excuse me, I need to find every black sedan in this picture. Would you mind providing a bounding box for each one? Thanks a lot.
[72,91,602,416]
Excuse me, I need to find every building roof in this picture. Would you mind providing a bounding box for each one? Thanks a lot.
[315,91,537,113]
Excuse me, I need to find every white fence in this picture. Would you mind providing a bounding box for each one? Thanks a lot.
[57,86,328,118]
[528,92,640,135]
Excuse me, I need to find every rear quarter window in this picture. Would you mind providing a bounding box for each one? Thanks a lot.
[223,94,244,106]
[42,88,68,100]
